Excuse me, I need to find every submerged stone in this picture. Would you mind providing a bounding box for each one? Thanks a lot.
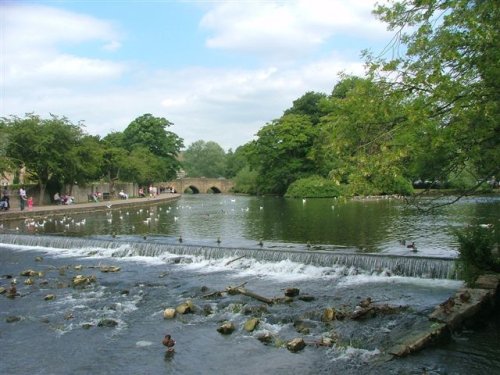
[284,288,300,297]
[97,318,119,328]
[6,315,21,323]
[163,308,176,319]
[244,318,259,332]
[20,269,37,277]
[217,321,235,335]
[286,338,306,353]
[100,266,121,273]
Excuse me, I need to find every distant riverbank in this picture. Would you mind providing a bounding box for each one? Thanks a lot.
[0,193,181,221]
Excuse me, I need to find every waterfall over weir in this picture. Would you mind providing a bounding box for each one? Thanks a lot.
[0,234,458,279]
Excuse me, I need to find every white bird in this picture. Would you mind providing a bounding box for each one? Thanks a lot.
[302,198,306,204]
[106,204,112,209]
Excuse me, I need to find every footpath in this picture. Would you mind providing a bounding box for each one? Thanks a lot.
[0,194,181,221]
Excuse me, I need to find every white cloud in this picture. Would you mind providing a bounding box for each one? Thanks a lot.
[200,0,387,60]
[0,1,389,151]
[1,3,125,88]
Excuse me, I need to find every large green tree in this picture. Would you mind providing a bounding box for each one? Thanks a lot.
[316,76,413,195]
[3,113,84,202]
[367,0,500,194]
[122,114,184,181]
[182,140,227,178]
[250,114,317,195]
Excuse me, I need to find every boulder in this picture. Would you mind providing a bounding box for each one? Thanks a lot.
[44,294,56,301]
[6,316,21,323]
[0,287,6,294]
[100,266,121,273]
[217,321,235,335]
[20,269,37,277]
[163,308,176,319]
[286,338,306,353]
[322,307,336,322]
[97,318,119,328]
[298,294,315,302]
[293,319,316,334]
[24,278,34,286]
[244,318,259,332]
[284,288,300,297]
[429,288,495,330]
[176,300,194,314]
[72,274,96,287]
[256,332,274,344]
[475,274,500,291]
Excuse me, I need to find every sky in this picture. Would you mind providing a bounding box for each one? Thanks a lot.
[0,0,393,151]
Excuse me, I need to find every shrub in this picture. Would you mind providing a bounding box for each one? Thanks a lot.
[455,225,499,286]
[285,176,345,198]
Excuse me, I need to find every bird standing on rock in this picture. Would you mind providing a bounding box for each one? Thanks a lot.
[163,334,175,352]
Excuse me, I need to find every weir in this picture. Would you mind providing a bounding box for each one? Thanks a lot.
[0,234,458,279]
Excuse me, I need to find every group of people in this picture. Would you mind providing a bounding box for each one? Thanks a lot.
[53,192,74,205]
[0,186,34,211]
[0,184,172,211]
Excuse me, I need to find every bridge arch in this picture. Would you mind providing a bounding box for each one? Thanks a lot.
[164,178,234,194]
[183,185,200,194]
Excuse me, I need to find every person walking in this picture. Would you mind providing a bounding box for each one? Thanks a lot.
[19,186,27,211]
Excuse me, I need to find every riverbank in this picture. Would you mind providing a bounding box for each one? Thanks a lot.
[0,193,181,221]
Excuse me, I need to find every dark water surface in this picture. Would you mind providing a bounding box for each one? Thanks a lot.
[0,194,499,374]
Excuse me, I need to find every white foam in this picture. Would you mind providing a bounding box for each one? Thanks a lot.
[136,340,153,347]
[330,346,381,362]
[338,273,464,289]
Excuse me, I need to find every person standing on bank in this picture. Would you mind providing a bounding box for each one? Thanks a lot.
[1,186,10,210]
[19,186,27,211]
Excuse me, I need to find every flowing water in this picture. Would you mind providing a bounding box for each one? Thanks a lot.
[0,194,499,374]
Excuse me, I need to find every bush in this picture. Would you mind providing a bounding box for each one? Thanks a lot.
[285,176,345,198]
[347,173,413,197]
[455,225,500,286]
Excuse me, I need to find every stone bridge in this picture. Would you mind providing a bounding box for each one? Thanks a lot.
[164,177,234,194]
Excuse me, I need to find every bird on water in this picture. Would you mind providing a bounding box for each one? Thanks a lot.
[163,334,175,353]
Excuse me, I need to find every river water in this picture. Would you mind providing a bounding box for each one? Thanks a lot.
[0,194,499,374]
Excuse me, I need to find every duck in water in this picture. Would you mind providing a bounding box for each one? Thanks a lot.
[163,334,175,353]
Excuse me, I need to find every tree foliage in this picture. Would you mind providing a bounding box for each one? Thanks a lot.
[3,113,85,201]
[182,140,227,178]
[0,113,185,199]
[122,114,184,181]
[250,114,318,195]
[368,0,499,192]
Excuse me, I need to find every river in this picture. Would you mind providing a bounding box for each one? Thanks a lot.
[0,194,499,374]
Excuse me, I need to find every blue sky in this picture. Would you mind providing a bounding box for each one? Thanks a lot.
[1,0,392,150]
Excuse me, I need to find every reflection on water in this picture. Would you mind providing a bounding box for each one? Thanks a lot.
[1,194,499,257]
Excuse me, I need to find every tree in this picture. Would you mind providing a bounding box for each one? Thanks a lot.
[316,76,413,196]
[101,132,128,191]
[56,135,104,191]
[284,91,328,125]
[226,144,252,178]
[0,120,16,178]
[122,114,184,181]
[182,140,227,178]
[4,113,84,203]
[367,0,500,199]
[119,146,167,185]
[250,114,317,195]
